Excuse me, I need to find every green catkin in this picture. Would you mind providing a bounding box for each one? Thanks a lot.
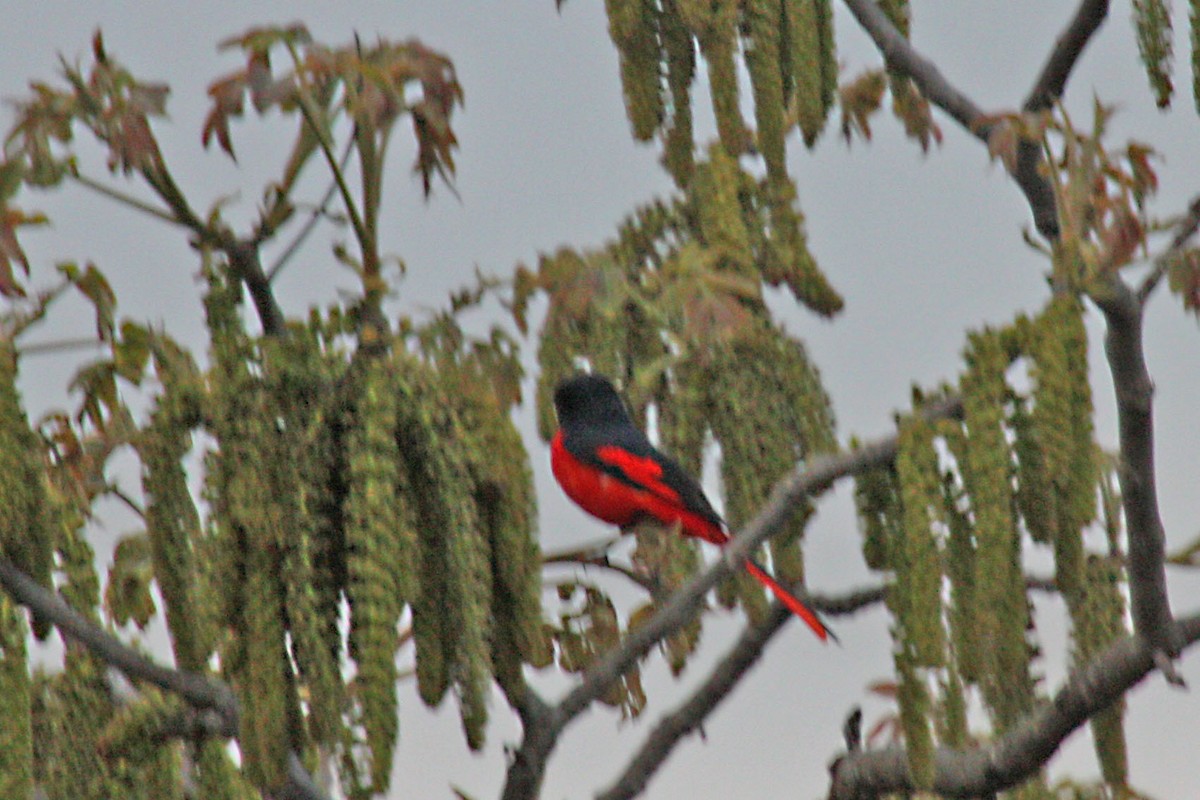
[787,0,836,146]
[1011,397,1055,545]
[895,645,935,791]
[96,687,187,766]
[139,356,209,672]
[1075,556,1130,788]
[771,187,844,315]
[1191,0,1200,113]
[606,0,666,141]
[706,329,834,615]
[937,659,969,749]
[395,360,493,750]
[344,355,408,791]
[745,0,787,186]
[0,595,31,800]
[938,448,981,685]
[692,144,756,276]
[1134,0,1175,108]
[51,482,101,617]
[203,263,291,790]
[961,331,1033,730]
[33,653,122,800]
[894,416,946,667]
[679,0,747,154]
[660,0,696,185]
[194,739,259,800]
[262,337,343,749]
[1028,296,1096,601]
[455,378,546,691]
[0,342,54,638]
[854,465,901,572]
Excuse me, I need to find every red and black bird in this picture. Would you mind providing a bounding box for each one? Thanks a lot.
[550,373,833,642]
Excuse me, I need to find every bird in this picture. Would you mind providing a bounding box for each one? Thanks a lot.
[550,372,833,642]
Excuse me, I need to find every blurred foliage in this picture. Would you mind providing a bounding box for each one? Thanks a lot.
[849,100,1178,796]
[0,25,540,799]
[0,5,1192,800]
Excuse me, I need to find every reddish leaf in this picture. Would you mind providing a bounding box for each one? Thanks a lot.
[1099,203,1144,271]
[1126,141,1159,207]
[202,72,247,158]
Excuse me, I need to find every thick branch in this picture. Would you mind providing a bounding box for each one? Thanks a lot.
[1091,280,1177,663]
[0,558,238,734]
[842,0,1111,240]
[1024,0,1110,111]
[1015,0,1109,239]
[595,586,885,800]
[227,238,288,336]
[498,396,963,800]
[1094,198,1200,673]
[598,576,1060,800]
[499,682,562,800]
[0,558,331,800]
[827,612,1200,798]
[841,0,985,133]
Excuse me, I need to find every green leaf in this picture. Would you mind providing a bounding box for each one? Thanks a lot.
[105,533,158,629]
[72,262,117,341]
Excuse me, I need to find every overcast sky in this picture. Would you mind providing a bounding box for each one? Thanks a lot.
[3,2,1199,798]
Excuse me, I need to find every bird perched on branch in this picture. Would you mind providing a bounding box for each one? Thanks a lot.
[550,373,833,642]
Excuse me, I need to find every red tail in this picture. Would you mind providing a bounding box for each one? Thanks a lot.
[742,560,836,643]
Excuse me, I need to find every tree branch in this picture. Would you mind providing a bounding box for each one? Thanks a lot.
[841,0,986,133]
[1014,0,1110,240]
[0,558,238,734]
[0,558,332,800]
[1137,194,1200,303]
[826,612,1200,798]
[597,575,1060,800]
[498,396,964,800]
[1091,277,1180,674]
[1024,0,1110,111]
[843,0,1111,240]
[226,238,288,337]
[595,585,886,800]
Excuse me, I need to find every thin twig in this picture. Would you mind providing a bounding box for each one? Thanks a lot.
[227,239,287,336]
[544,550,662,595]
[285,43,369,256]
[17,337,105,356]
[106,483,146,519]
[69,171,182,228]
[1137,194,1200,303]
[266,137,357,281]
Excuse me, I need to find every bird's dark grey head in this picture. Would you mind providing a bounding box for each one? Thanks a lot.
[553,373,633,428]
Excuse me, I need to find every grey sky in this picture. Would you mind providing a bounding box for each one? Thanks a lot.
[3,2,1198,798]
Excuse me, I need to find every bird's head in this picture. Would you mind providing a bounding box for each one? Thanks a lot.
[553,373,633,429]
